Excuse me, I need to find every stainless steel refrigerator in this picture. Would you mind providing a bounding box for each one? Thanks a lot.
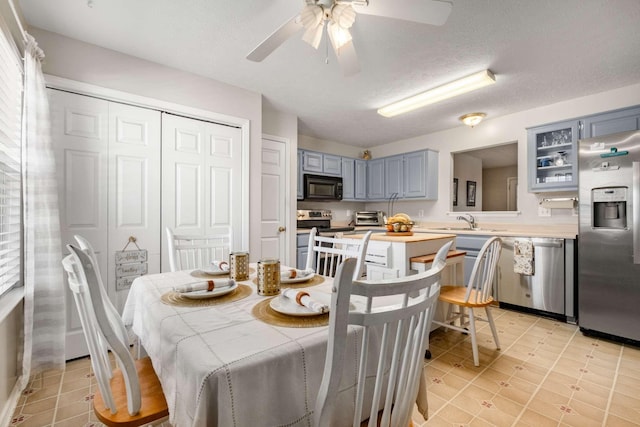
[578,129,640,342]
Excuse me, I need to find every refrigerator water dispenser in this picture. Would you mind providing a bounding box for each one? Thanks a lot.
[592,187,627,229]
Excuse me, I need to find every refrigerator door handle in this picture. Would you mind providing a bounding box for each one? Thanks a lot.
[634,162,640,264]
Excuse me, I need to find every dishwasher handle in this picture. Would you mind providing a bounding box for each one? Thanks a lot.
[533,240,564,248]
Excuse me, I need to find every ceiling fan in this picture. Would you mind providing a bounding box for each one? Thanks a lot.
[246,0,453,76]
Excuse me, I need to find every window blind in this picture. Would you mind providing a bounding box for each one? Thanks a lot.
[0,16,22,297]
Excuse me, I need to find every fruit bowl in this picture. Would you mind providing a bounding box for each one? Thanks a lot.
[388,221,414,232]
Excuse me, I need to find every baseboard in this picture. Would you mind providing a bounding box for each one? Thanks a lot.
[0,381,23,427]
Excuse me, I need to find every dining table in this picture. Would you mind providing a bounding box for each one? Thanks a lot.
[122,264,430,427]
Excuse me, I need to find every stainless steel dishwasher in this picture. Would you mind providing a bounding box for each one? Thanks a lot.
[498,237,572,320]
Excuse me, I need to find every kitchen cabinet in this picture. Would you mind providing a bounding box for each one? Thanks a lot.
[582,105,640,138]
[297,150,303,200]
[367,158,386,199]
[375,150,439,201]
[341,158,367,201]
[301,150,341,176]
[384,155,404,198]
[354,159,367,199]
[296,233,310,269]
[404,150,438,199]
[455,234,492,287]
[527,120,579,192]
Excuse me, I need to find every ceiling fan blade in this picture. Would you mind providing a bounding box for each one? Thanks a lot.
[334,40,360,77]
[246,15,303,62]
[353,0,452,26]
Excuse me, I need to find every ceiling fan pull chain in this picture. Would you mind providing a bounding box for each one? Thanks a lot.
[324,23,330,64]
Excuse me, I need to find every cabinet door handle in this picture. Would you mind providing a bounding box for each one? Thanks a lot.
[278,226,286,232]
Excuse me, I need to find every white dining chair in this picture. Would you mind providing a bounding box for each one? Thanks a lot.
[315,257,445,427]
[166,227,231,272]
[305,228,372,280]
[63,244,169,426]
[432,236,502,366]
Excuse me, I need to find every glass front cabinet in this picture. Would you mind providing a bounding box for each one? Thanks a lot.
[527,120,580,192]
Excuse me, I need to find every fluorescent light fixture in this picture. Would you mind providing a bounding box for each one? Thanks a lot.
[377,70,496,118]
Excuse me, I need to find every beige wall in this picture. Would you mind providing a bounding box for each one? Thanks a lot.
[483,166,518,211]
[453,153,483,212]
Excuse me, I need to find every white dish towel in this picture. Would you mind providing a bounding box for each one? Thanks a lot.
[513,239,535,275]
[282,289,329,313]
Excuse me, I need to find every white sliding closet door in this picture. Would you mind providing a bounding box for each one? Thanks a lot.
[49,89,161,359]
[161,113,244,271]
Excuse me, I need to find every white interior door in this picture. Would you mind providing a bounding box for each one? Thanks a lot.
[161,113,244,271]
[260,137,289,261]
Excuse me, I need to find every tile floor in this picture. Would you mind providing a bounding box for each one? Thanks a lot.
[9,307,640,427]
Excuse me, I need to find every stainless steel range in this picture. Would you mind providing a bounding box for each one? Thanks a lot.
[296,209,355,234]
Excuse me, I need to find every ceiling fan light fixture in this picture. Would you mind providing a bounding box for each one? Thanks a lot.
[377,70,496,118]
[459,112,486,127]
[328,21,352,51]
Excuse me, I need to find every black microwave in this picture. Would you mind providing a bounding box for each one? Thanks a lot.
[303,174,343,201]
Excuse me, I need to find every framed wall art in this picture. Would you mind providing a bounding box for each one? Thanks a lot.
[466,180,476,207]
[453,178,458,206]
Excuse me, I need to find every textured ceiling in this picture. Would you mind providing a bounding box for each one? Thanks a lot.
[17,0,640,148]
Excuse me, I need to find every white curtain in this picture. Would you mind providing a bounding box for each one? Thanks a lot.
[19,33,65,388]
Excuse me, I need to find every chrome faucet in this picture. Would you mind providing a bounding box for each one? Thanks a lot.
[456,214,476,230]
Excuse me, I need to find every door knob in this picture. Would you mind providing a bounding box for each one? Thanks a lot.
[278,226,286,232]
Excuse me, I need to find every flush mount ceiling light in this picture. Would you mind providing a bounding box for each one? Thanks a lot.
[377,70,496,118]
[459,112,487,127]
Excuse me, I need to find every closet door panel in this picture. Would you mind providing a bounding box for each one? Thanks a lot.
[175,162,202,228]
[49,89,109,360]
[108,102,161,311]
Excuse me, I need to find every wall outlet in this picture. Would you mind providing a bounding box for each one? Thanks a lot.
[418,209,424,217]
[538,206,551,217]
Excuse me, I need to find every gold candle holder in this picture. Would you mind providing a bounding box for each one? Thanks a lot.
[229,252,249,281]
[257,259,280,296]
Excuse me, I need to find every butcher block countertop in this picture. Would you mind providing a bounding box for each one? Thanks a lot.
[348,232,456,243]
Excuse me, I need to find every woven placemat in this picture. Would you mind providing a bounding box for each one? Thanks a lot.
[160,284,253,307]
[251,298,329,328]
[190,267,256,280]
[251,274,325,289]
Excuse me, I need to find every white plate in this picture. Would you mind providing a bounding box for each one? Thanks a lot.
[270,291,331,317]
[192,268,229,277]
[280,273,315,284]
[180,282,238,299]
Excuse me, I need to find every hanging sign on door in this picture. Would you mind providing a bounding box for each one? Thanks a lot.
[115,236,148,290]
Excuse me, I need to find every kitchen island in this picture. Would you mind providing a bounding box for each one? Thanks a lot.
[348,232,456,280]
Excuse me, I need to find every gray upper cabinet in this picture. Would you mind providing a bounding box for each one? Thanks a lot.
[354,159,367,199]
[341,158,355,200]
[298,149,438,201]
[297,150,303,200]
[342,158,367,201]
[301,150,342,176]
[527,105,640,193]
[384,155,404,198]
[367,159,385,200]
[404,150,438,199]
[528,120,579,192]
[582,105,640,139]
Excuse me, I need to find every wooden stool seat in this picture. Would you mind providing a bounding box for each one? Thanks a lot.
[410,249,466,264]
